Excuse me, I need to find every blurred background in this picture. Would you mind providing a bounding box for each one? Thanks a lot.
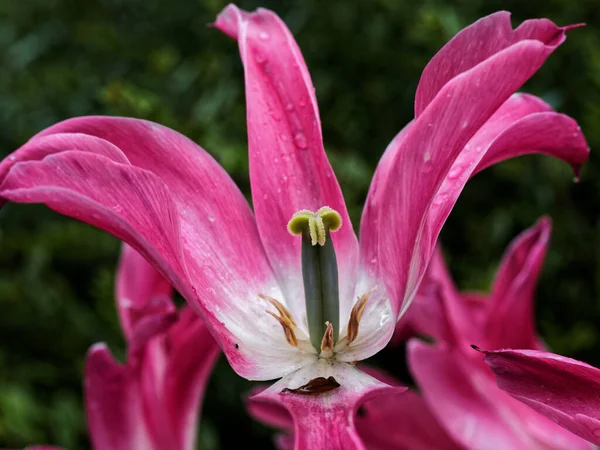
[0,0,598,448]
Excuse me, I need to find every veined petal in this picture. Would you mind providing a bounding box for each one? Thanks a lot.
[252,360,404,450]
[85,344,156,450]
[116,244,174,341]
[375,27,586,321]
[1,118,307,379]
[415,12,574,116]
[214,5,359,322]
[481,348,600,447]
[485,218,550,350]
[409,341,593,450]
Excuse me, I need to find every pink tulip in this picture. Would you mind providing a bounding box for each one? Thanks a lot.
[480,348,600,446]
[85,245,219,450]
[0,4,588,448]
[406,219,593,449]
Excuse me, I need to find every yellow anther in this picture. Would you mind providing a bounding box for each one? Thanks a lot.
[287,207,342,246]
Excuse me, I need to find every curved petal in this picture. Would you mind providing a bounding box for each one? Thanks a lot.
[409,341,593,450]
[485,218,550,350]
[376,41,586,322]
[1,119,310,380]
[85,344,156,450]
[163,308,220,450]
[481,348,600,446]
[252,361,404,450]
[392,247,456,344]
[415,12,574,116]
[116,244,174,341]
[213,5,358,322]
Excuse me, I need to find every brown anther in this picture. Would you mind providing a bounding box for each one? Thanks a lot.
[259,294,296,326]
[347,292,370,344]
[266,310,298,347]
[320,321,334,355]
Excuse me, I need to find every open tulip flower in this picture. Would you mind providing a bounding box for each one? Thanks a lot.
[85,244,219,450]
[0,3,590,448]
[405,219,593,449]
[480,349,600,447]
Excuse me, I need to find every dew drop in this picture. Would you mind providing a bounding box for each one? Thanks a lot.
[259,31,270,40]
[370,258,377,264]
[299,97,307,107]
[423,151,432,162]
[279,133,289,142]
[461,120,469,129]
[208,214,215,222]
[448,166,461,179]
[293,132,308,149]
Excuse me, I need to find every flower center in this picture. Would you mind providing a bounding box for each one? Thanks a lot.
[288,207,342,349]
[259,207,372,359]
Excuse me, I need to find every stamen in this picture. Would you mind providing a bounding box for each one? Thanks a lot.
[320,321,334,358]
[259,293,296,326]
[347,292,370,344]
[266,310,298,347]
[287,207,342,351]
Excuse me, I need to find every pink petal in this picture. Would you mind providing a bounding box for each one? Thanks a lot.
[392,247,456,344]
[357,390,462,450]
[482,348,600,446]
[369,16,583,323]
[213,5,359,320]
[116,244,174,341]
[415,12,572,116]
[163,308,220,450]
[85,344,156,450]
[409,341,593,449]
[485,217,550,350]
[252,361,404,450]
[1,118,301,379]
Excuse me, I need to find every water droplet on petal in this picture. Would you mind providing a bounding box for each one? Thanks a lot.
[259,31,270,40]
[208,214,215,222]
[279,133,289,142]
[299,97,307,107]
[423,151,432,162]
[448,166,461,180]
[293,132,308,150]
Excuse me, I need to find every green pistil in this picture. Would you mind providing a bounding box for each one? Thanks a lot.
[288,207,342,351]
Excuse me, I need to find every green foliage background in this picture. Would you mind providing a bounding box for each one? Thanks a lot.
[0,0,598,448]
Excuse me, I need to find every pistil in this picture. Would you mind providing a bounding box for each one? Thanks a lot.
[288,207,342,351]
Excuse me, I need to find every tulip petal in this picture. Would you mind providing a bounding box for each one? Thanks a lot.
[253,361,404,450]
[482,348,600,446]
[357,390,463,450]
[116,244,174,341]
[415,12,572,116]
[392,247,456,344]
[214,5,359,322]
[1,118,310,379]
[163,308,220,450]
[409,341,593,449]
[485,218,550,350]
[85,344,156,450]
[374,26,585,321]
